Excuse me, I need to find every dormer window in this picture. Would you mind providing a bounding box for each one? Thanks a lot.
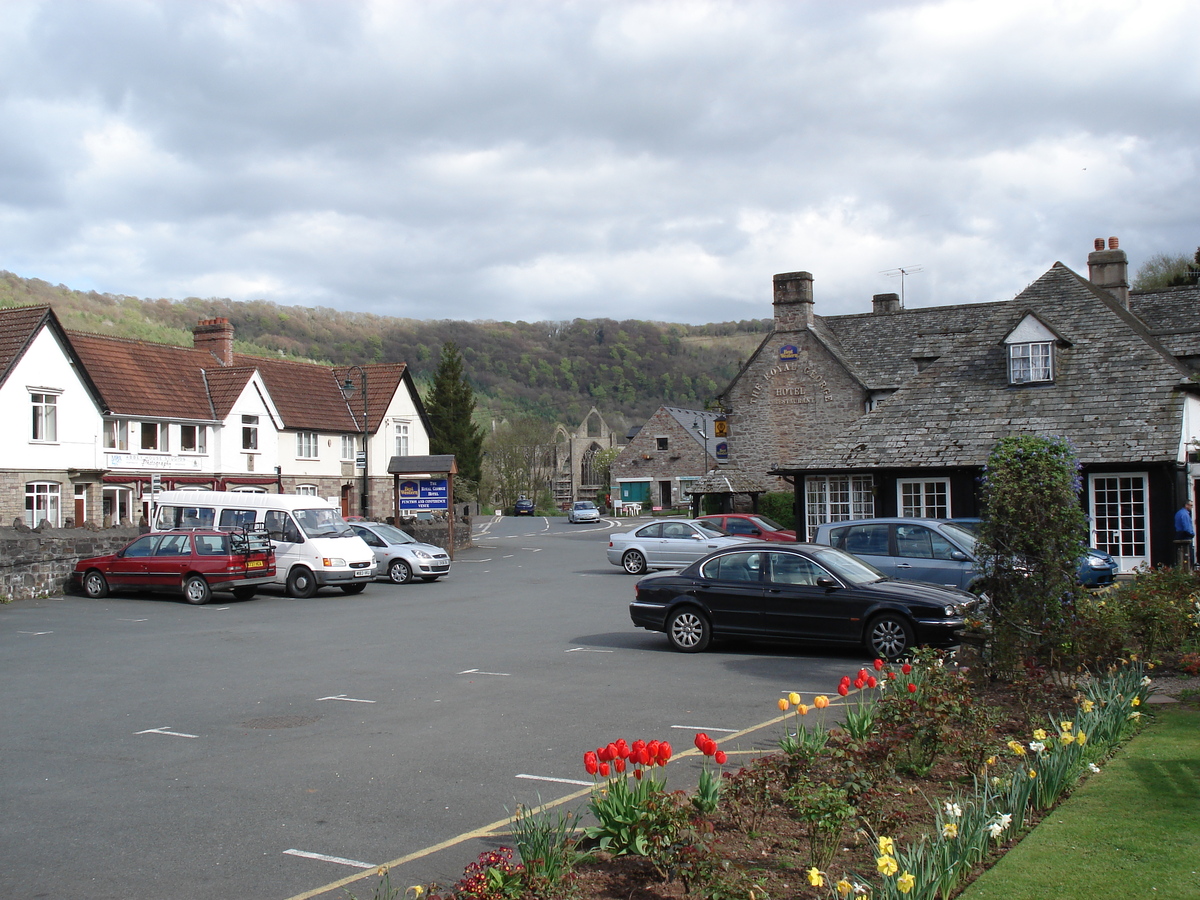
[1003,313,1064,386]
[1009,341,1053,383]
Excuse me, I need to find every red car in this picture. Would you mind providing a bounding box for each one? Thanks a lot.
[72,529,276,605]
[699,514,797,542]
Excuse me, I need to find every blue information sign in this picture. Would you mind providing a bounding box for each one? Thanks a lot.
[715,441,728,460]
[398,478,450,510]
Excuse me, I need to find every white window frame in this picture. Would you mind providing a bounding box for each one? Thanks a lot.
[898,478,950,518]
[25,481,61,528]
[30,391,58,442]
[1008,341,1053,384]
[296,431,319,459]
[341,434,357,461]
[394,421,410,457]
[103,419,129,450]
[242,415,259,451]
[295,484,319,496]
[804,475,875,541]
[1089,472,1149,570]
[179,424,207,454]
[139,422,169,452]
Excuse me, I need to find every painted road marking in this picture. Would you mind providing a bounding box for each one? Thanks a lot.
[284,849,375,869]
[135,726,199,739]
[565,647,613,653]
[317,695,376,704]
[118,618,148,622]
[458,668,511,677]
[670,724,738,733]
[516,774,593,787]
[17,631,52,635]
[520,547,542,552]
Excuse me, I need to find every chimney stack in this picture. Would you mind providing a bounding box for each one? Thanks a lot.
[193,317,234,366]
[1087,236,1129,308]
[872,292,902,315]
[773,271,814,330]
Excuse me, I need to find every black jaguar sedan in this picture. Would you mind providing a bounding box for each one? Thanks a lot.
[628,542,978,659]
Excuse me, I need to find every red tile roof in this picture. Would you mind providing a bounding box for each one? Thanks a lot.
[0,305,55,382]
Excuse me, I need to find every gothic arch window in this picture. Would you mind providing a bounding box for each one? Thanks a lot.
[581,443,604,486]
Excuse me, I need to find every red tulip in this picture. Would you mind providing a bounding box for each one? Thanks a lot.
[634,768,643,780]
[838,684,849,696]
[658,741,672,762]
[614,757,626,773]
[887,671,897,680]
[840,675,851,686]
[854,677,865,689]
[599,762,610,777]
[600,743,616,762]
[638,748,652,765]
[694,733,709,751]
[857,668,869,681]
[648,740,660,758]
[873,658,884,671]
[901,663,912,675]
[714,750,727,765]
[907,683,917,693]
[867,676,877,689]
[584,752,598,775]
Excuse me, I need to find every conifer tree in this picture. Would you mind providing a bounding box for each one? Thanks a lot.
[425,342,485,494]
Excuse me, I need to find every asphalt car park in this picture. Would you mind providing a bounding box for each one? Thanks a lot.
[2,514,899,900]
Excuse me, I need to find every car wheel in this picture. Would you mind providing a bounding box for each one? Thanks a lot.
[183,574,212,605]
[287,567,318,599]
[388,559,413,584]
[231,586,257,601]
[621,550,647,575]
[666,607,711,653]
[866,613,914,660]
[83,570,109,599]
[340,583,367,594]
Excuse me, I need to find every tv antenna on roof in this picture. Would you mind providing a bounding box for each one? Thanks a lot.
[880,265,924,306]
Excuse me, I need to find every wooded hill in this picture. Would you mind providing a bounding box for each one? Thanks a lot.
[1,270,770,429]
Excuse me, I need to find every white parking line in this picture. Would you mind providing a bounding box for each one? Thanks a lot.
[197,606,230,611]
[670,724,739,733]
[283,849,376,869]
[565,647,613,653]
[520,547,542,552]
[317,695,376,703]
[135,726,199,738]
[458,668,510,677]
[516,774,593,787]
[117,618,148,622]
[16,631,52,635]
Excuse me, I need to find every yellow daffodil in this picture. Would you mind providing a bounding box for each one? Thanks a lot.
[1059,732,1074,745]
[777,697,789,711]
[1131,697,1141,707]
[1076,731,1088,745]
[788,692,801,706]
[814,695,830,709]
[807,867,825,887]
[942,821,959,839]
[1060,721,1073,732]
[1028,769,1037,779]
[1080,698,1095,713]
[1032,728,1047,741]
[898,872,916,894]
[877,855,899,876]
[836,879,853,897]
[878,835,895,856]
[986,755,997,767]
[1007,740,1026,756]
[405,887,424,900]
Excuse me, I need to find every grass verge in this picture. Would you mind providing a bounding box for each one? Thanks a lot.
[959,704,1200,899]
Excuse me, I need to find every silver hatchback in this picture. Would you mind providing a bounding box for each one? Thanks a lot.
[349,521,451,584]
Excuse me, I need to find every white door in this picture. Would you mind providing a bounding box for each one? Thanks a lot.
[1089,473,1149,571]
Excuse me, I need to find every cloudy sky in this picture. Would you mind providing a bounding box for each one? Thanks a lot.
[1,0,1197,324]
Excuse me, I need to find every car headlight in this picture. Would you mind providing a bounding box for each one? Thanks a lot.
[1088,557,1111,569]
[322,557,347,567]
[412,549,432,559]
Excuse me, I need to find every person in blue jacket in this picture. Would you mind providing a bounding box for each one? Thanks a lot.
[1174,499,1195,567]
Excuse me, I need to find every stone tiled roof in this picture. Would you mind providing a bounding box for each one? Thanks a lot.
[684,466,769,496]
[1130,285,1200,358]
[662,406,719,451]
[0,305,51,382]
[780,264,1194,471]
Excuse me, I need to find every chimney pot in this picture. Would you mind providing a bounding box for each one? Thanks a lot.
[1087,238,1129,308]
[1094,238,1105,250]
[1108,236,1119,250]
[193,317,235,366]
[872,292,902,315]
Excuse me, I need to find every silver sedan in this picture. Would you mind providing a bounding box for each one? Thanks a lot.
[606,518,750,574]
[349,521,451,584]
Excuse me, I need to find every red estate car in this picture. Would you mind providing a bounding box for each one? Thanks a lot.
[699,514,797,542]
[72,528,276,605]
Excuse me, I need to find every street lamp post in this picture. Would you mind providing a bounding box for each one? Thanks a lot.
[340,366,369,517]
[692,417,710,517]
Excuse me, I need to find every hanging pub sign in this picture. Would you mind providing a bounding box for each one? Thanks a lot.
[778,344,800,361]
[398,478,450,510]
[715,441,729,460]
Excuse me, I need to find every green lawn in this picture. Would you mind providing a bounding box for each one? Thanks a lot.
[959,704,1200,899]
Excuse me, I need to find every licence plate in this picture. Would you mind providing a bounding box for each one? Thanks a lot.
[354,569,371,577]
[246,560,264,568]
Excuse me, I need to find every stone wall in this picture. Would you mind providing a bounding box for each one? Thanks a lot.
[0,525,140,602]
[396,512,474,553]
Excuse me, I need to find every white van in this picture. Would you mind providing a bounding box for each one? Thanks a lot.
[152,491,377,597]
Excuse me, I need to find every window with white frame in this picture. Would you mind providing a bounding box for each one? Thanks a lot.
[898,478,950,518]
[242,415,259,450]
[31,392,58,442]
[103,419,128,450]
[394,421,410,456]
[296,431,319,459]
[341,434,357,461]
[140,422,168,452]
[179,424,206,454]
[1009,342,1053,384]
[25,482,60,528]
[295,484,319,496]
[804,475,875,541]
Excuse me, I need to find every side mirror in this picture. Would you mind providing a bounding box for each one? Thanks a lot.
[816,577,838,588]
[950,550,970,562]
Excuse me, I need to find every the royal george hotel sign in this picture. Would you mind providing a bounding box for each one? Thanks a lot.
[398,478,450,511]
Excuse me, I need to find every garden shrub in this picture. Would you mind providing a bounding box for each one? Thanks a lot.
[1107,566,1200,659]
[757,491,795,531]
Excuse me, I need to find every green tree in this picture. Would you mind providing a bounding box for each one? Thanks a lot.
[484,416,557,514]
[1133,248,1200,289]
[425,342,485,497]
[977,435,1087,674]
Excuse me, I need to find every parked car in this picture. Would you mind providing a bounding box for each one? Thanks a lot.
[629,542,978,658]
[607,518,751,574]
[699,513,796,542]
[568,500,601,523]
[513,498,535,516]
[941,518,1119,587]
[812,518,982,592]
[348,521,451,584]
[72,528,276,605]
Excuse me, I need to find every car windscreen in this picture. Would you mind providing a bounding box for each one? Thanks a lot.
[810,547,886,584]
[294,507,356,538]
[695,521,730,537]
[368,523,416,544]
[574,502,596,510]
[752,515,784,531]
[940,523,978,554]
